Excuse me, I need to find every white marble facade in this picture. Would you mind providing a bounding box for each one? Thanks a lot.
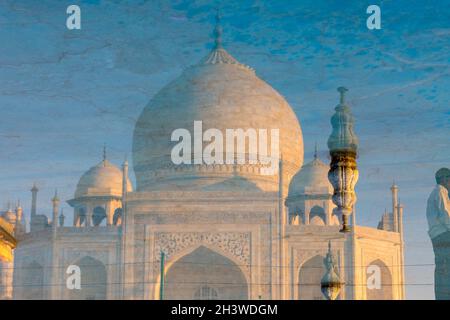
[11,39,405,300]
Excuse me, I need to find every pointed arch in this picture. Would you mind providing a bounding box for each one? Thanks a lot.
[160,245,248,300]
[298,255,325,300]
[68,256,107,300]
[75,207,86,226]
[21,261,44,300]
[366,259,393,300]
[309,205,326,225]
[113,208,122,226]
[92,207,107,226]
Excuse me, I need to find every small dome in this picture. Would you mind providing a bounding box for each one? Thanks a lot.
[2,209,16,225]
[75,159,132,198]
[288,155,332,197]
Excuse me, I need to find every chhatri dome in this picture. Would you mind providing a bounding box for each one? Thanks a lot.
[74,150,132,198]
[133,15,303,192]
[288,147,333,197]
[1,205,16,225]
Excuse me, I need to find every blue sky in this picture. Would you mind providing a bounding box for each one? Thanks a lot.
[0,0,449,299]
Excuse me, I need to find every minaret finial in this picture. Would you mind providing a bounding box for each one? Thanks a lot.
[213,9,223,49]
[337,86,348,104]
[52,189,59,202]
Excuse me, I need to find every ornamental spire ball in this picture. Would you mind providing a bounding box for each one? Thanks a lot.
[327,87,358,154]
[321,242,343,300]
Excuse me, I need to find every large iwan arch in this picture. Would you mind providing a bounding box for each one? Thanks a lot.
[163,246,248,300]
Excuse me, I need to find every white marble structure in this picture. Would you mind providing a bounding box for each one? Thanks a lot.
[11,22,405,300]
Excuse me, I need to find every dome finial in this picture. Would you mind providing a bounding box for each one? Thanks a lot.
[103,144,107,165]
[314,142,318,159]
[213,9,223,49]
[337,87,348,105]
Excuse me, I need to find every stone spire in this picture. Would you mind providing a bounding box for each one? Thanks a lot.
[122,156,129,201]
[391,181,399,232]
[15,200,23,235]
[213,10,223,49]
[200,11,253,71]
[103,144,107,166]
[30,183,38,218]
[52,189,60,231]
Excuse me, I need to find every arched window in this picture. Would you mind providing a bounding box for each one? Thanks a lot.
[22,261,44,300]
[77,207,86,226]
[298,255,326,300]
[366,259,393,300]
[194,286,219,300]
[68,256,107,300]
[164,246,247,300]
[92,207,107,226]
[310,206,326,225]
[113,208,122,226]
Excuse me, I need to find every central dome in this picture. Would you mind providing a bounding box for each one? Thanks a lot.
[133,44,303,192]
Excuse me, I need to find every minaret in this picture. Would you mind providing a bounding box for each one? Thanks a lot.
[278,154,286,299]
[397,202,404,236]
[122,158,129,204]
[397,201,405,298]
[30,183,38,219]
[120,156,129,299]
[51,190,60,234]
[327,87,359,232]
[15,200,24,235]
[49,190,60,299]
[391,182,399,232]
[103,144,107,165]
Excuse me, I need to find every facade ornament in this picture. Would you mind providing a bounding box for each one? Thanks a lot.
[327,87,359,232]
[154,232,251,272]
[321,242,343,300]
